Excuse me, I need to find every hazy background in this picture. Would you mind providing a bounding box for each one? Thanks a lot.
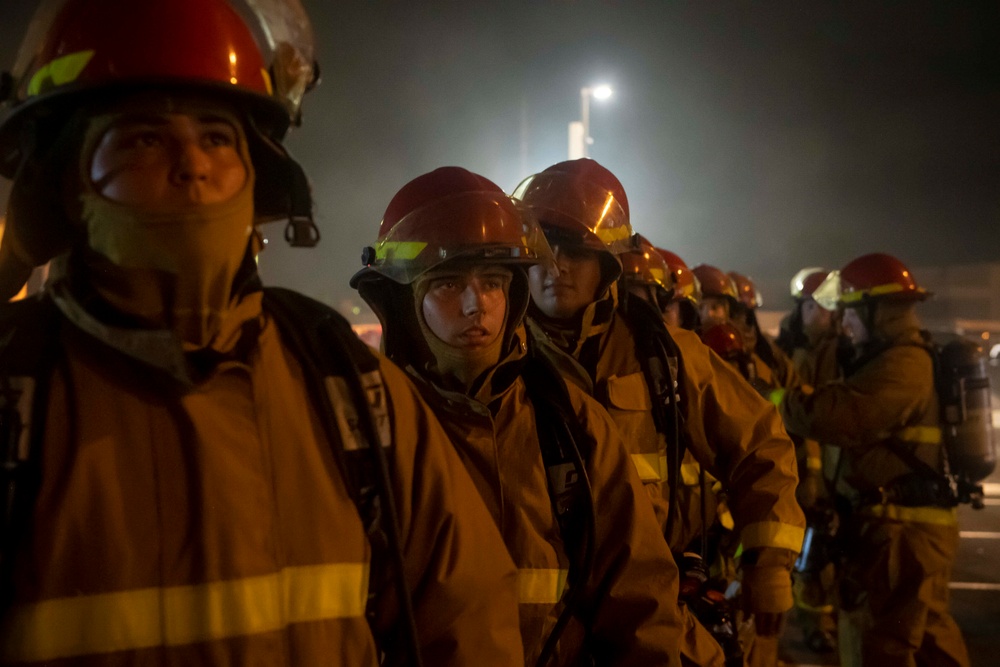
[2,0,998,321]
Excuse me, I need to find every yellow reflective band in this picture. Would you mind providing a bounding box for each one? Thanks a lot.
[27,50,95,96]
[1,563,368,663]
[375,241,427,261]
[680,460,701,486]
[863,503,958,527]
[741,521,807,553]
[841,282,909,303]
[768,387,786,407]
[795,601,836,614]
[897,425,942,445]
[806,456,823,471]
[595,224,631,244]
[630,453,666,482]
[517,568,568,604]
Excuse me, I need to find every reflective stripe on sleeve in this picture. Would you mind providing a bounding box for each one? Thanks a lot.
[740,521,807,552]
[1,563,369,663]
[863,503,958,527]
[518,568,568,604]
[630,453,666,483]
[767,387,786,407]
[795,600,836,614]
[896,425,943,444]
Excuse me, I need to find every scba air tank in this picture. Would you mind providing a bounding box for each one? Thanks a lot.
[938,339,996,485]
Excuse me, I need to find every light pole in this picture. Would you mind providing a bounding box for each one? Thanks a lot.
[569,84,612,159]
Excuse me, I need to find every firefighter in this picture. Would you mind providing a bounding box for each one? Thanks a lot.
[0,2,524,664]
[774,267,843,655]
[777,268,841,382]
[514,159,806,667]
[654,247,702,331]
[728,270,798,390]
[777,253,971,667]
[621,237,729,557]
[691,263,738,329]
[353,167,688,665]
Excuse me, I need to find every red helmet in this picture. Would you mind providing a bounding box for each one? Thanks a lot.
[790,267,829,300]
[655,248,701,307]
[692,264,739,302]
[351,167,551,287]
[620,234,674,293]
[819,253,930,308]
[511,158,632,259]
[0,0,317,177]
[728,271,763,309]
[699,322,746,362]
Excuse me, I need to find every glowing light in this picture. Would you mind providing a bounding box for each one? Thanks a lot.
[592,85,613,100]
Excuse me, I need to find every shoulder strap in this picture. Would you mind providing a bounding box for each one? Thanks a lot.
[261,287,422,667]
[520,337,598,666]
[619,292,687,540]
[520,339,596,570]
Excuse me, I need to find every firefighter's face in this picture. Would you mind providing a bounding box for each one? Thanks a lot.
[730,305,757,351]
[89,108,248,209]
[628,283,674,319]
[528,243,603,319]
[662,301,681,328]
[421,264,510,350]
[699,296,730,327]
[841,306,869,345]
[801,298,834,342]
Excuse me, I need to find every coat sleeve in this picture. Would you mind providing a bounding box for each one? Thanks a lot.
[568,384,687,666]
[374,359,525,666]
[669,327,806,556]
[779,345,934,450]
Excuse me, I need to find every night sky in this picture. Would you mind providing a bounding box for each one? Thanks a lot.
[2,1,998,320]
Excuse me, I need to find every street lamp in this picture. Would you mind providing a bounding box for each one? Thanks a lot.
[569,84,613,159]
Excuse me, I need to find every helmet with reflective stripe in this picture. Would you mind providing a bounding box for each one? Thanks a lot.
[511,158,632,260]
[728,271,763,309]
[620,234,674,293]
[790,267,829,300]
[836,252,929,306]
[655,248,701,307]
[692,264,739,302]
[351,166,551,287]
[0,0,317,178]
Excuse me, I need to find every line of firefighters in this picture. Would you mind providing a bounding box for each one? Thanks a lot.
[0,1,979,666]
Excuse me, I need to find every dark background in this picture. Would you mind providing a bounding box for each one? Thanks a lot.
[2,0,998,320]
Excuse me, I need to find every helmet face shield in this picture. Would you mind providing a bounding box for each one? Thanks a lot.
[812,270,842,311]
[511,171,632,256]
[366,192,553,285]
[240,0,316,120]
[790,267,829,300]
